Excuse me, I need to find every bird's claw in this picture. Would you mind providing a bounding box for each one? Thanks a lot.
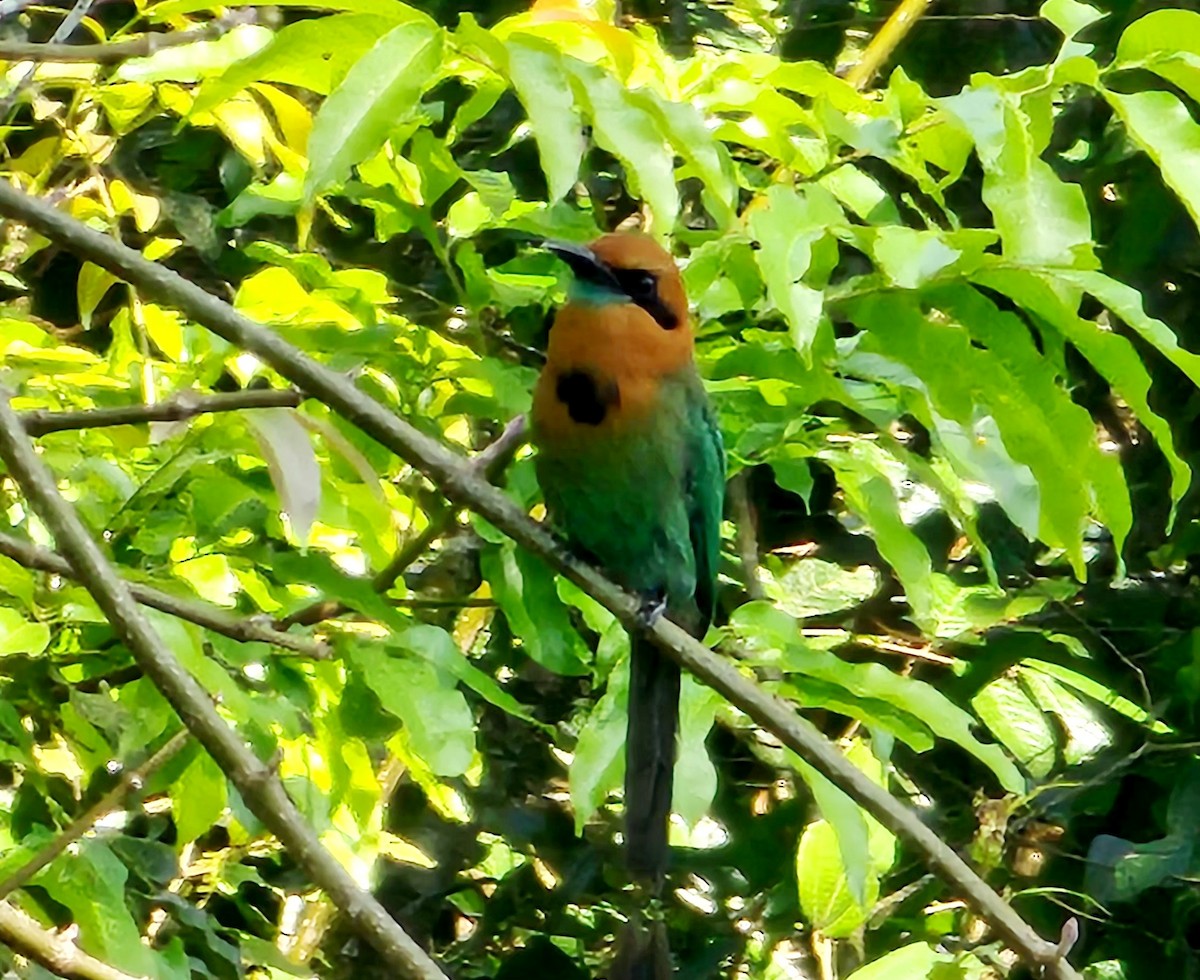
[636,591,668,629]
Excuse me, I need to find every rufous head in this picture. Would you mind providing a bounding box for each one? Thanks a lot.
[544,232,690,336]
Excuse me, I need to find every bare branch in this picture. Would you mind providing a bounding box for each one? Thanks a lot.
[0,730,189,902]
[0,900,143,980]
[0,10,255,63]
[20,388,304,437]
[0,530,328,658]
[0,390,449,980]
[0,180,1081,980]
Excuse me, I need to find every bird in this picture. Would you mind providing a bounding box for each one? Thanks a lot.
[530,232,725,977]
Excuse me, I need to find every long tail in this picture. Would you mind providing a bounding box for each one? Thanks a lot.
[611,919,672,980]
[612,634,680,980]
[625,633,681,882]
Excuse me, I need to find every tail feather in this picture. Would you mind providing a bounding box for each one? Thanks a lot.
[610,919,672,980]
[624,634,681,883]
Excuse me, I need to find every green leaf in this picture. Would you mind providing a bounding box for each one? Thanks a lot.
[748,184,842,358]
[244,408,320,547]
[640,92,737,226]
[304,19,443,201]
[569,656,628,832]
[941,86,1095,268]
[792,740,895,909]
[76,262,119,331]
[397,624,550,733]
[480,545,589,675]
[1023,659,1171,735]
[732,603,1026,793]
[567,60,678,231]
[870,226,962,288]
[194,14,401,110]
[926,283,1123,559]
[844,943,953,979]
[352,643,475,777]
[1103,89,1200,237]
[1019,666,1113,765]
[972,675,1057,778]
[1041,0,1104,41]
[271,552,544,728]
[673,675,719,827]
[36,840,159,976]
[171,747,228,844]
[796,818,879,936]
[820,440,936,630]
[116,24,273,83]
[505,36,585,202]
[0,607,50,656]
[1115,10,1200,101]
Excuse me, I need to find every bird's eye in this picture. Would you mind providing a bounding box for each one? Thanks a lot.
[620,269,657,300]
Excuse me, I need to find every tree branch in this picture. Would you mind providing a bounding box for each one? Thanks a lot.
[0,730,189,902]
[0,391,449,980]
[0,10,255,63]
[844,0,935,91]
[0,530,328,658]
[19,388,303,437]
[0,900,144,980]
[0,180,1081,980]
[0,0,98,118]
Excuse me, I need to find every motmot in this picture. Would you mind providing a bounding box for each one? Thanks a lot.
[532,232,725,975]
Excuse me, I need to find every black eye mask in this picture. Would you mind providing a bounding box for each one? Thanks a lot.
[612,268,679,330]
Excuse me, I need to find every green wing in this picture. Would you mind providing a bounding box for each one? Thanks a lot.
[685,388,726,630]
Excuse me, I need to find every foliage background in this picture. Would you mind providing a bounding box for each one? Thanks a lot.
[2,0,1200,977]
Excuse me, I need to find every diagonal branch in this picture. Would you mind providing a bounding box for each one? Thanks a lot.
[0,531,327,658]
[19,388,304,437]
[0,390,449,980]
[0,180,1080,980]
[0,900,143,980]
[844,0,935,90]
[0,730,189,902]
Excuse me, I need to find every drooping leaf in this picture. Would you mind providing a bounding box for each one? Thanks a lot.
[504,35,585,202]
[304,19,443,200]
[244,407,321,547]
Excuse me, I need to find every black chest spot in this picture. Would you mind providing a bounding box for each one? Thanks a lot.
[555,369,620,426]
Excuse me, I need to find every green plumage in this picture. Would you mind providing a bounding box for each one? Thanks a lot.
[535,367,725,881]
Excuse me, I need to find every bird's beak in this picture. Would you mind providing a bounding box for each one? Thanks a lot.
[543,240,623,292]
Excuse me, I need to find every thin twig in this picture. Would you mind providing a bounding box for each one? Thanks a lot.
[0,181,1080,980]
[0,900,143,980]
[844,0,936,91]
[0,10,254,63]
[0,729,189,902]
[0,530,328,658]
[277,415,526,629]
[20,388,303,437]
[0,390,449,980]
[0,0,98,119]
[727,471,765,601]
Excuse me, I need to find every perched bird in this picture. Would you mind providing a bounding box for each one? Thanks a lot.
[531,233,725,976]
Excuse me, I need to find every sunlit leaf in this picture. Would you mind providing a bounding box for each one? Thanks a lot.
[304,19,443,200]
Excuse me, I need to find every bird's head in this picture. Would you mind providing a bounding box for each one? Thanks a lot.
[545,233,688,333]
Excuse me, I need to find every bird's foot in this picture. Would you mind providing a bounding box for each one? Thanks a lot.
[636,590,668,629]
